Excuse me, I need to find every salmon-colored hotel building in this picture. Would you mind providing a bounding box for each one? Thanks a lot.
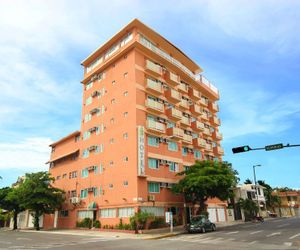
[45,19,225,229]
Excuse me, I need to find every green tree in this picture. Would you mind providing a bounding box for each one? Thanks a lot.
[238,198,258,221]
[0,187,24,230]
[172,161,239,213]
[244,178,252,184]
[257,180,282,213]
[18,172,65,230]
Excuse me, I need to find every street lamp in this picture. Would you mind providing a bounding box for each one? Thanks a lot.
[253,164,261,216]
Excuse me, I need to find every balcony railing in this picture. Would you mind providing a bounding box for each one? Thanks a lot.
[193,138,206,148]
[167,127,183,139]
[188,88,201,100]
[190,104,202,115]
[215,131,223,140]
[146,78,162,94]
[179,99,189,109]
[182,134,193,144]
[201,112,209,120]
[166,108,182,121]
[214,146,224,155]
[178,83,189,93]
[139,34,219,96]
[145,99,164,113]
[205,143,213,151]
[212,116,221,126]
[167,72,180,86]
[212,102,219,112]
[191,120,204,131]
[203,127,212,136]
[200,97,209,107]
[181,116,191,126]
[145,60,162,76]
[147,120,165,133]
[165,89,181,103]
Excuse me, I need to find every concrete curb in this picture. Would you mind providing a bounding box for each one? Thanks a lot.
[145,232,184,240]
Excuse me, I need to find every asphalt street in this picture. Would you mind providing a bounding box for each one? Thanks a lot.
[0,217,299,250]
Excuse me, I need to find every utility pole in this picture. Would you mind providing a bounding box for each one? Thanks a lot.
[253,164,261,216]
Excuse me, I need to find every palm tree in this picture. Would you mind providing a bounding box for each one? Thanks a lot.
[244,178,252,184]
[238,198,258,221]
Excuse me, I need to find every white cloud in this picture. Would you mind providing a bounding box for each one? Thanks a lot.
[0,137,53,171]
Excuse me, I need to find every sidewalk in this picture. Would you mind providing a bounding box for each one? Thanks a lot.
[20,220,246,240]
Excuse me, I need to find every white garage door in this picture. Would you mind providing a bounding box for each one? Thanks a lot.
[217,208,226,222]
[207,208,217,222]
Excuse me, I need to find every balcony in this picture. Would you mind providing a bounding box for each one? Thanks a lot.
[166,108,182,121]
[214,146,224,155]
[191,120,204,131]
[147,120,165,134]
[205,143,213,152]
[167,127,183,140]
[182,134,193,144]
[178,83,189,93]
[214,131,223,140]
[211,102,219,112]
[145,99,164,114]
[188,88,201,101]
[145,60,162,76]
[203,127,212,137]
[146,78,162,95]
[165,89,181,104]
[200,97,209,107]
[201,112,209,121]
[181,116,191,127]
[190,104,202,116]
[211,116,221,126]
[167,71,180,86]
[179,99,189,109]
[193,138,206,148]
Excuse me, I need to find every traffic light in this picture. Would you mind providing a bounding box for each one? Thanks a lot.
[232,145,251,154]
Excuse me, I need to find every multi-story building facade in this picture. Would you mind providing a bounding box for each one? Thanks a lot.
[44,19,224,229]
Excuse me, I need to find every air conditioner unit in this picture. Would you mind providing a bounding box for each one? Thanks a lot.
[87,187,94,192]
[160,182,167,188]
[87,165,96,171]
[91,75,98,81]
[70,197,80,204]
[148,195,155,201]
[166,183,175,189]
[159,159,167,165]
[91,91,99,97]
[88,145,96,151]
[88,127,97,133]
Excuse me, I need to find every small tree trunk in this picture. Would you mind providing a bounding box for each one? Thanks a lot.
[13,211,18,230]
[34,211,40,231]
[199,199,207,214]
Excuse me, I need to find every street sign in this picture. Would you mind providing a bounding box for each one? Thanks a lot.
[232,145,251,154]
[165,212,172,223]
[265,143,284,151]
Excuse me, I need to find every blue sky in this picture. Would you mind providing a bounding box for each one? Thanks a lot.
[0,0,299,189]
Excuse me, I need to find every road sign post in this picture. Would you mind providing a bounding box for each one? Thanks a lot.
[165,211,173,233]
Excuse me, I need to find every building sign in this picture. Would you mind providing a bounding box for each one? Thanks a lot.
[137,126,145,176]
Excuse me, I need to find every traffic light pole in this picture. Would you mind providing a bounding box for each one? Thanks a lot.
[232,143,300,154]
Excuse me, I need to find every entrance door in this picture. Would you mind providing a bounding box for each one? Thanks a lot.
[217,208,226,222]
[54,211,58,228]
[207,208,217,222]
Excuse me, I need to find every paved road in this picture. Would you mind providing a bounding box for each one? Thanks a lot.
[0,217,299,250]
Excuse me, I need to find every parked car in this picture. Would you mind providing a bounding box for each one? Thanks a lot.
[187,215,216,233]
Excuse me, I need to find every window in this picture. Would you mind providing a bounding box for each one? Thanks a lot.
[182,147,188,156]
[99,185,103,195]
[84,113,92,123]
[169,162,179,172]
[86,81,93,90]
[94,166,99,174]
[85,96,92,106]
[168,141,178,152]
[56,175,61,180]
[70,190,77,197]
[109,184,113,189]
[99,163,104,173]
[118,207,134,218]
[100,208,116,218]
[78,210,93,219]
[124,72,128,78]
[80,189,88,199]
[93,187,98,197]
[123,112,128,118]
[194,150,201,159]
[81,169,88,178]
[69,171,77,179]
[123,181,128,186]
[83,131,90,140]
[167,122,175,128]
[148,182,160,193]
[62,173,67,179]
[59,210,69,217]
[82,149,89,158]
[184,166,190,171]
[148,158,159,169]
[95,144,104,153]
[141,206,164,216]
[148,136,159,147]
[123,133,128,139]
[123,91,128,97]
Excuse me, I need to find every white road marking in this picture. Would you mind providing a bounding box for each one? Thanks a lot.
[289,233,300,239]
[249,241,257,245]
[272,219,284,223]
[267,232,281,237]
[277,223,290,228]
[250,230,263,235]
[225,231,239,235]
[226,238,236,241]
[284,242,292,246]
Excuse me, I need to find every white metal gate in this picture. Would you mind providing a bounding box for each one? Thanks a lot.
[217,208,226,222]
[207,208,217,222]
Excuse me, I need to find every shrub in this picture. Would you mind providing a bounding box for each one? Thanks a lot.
[149,217,166,229]
[116,218,123,229]
[76,218,92,228]
[93,220,101,228]
[130,211,154,230]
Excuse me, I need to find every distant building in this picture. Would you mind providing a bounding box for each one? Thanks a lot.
[272,190,300,217]
[43,19,224,229]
